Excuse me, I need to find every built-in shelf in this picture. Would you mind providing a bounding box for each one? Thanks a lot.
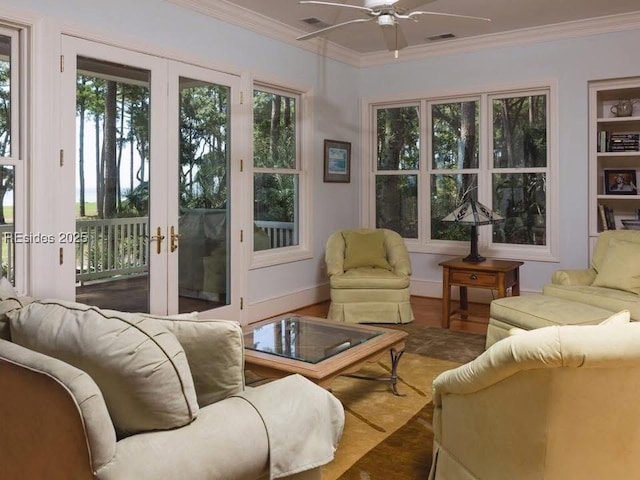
[589,77,640,253]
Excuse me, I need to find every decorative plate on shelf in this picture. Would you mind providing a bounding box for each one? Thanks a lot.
[621,219,640,230]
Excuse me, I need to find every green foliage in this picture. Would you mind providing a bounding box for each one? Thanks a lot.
[253,90,297,222]
[375,94,548,246]
[376,106,419,171]
[179,84,230,210]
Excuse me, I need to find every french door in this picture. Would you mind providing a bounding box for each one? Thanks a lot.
[61,36,242,318]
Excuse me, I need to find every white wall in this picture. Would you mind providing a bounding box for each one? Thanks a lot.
[1,0,362,317]
[359,28,640,294]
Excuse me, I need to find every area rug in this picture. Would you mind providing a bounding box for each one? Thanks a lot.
[322,326,486,480]
[320,353,457,479]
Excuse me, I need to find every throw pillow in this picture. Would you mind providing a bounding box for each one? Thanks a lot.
[342,230,392,270]
[0,278,32,341]
[142,313,245,407]
[8,300,199,437]
[0,277,16,297]
[599,309,631,326]
[592,239,640,294]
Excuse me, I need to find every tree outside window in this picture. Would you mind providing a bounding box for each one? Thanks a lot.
[253,88,300,251]
[375,105,419,238]
[371,89,550,252]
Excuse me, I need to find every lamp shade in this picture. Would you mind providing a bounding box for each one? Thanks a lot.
[441,199,503,263]
[442,199,503,226]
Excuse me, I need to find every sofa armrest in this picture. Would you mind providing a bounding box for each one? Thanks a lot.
[325,231,346,277]
[0,339,116,477]
[551,268,596,286]
[146,316,245,406]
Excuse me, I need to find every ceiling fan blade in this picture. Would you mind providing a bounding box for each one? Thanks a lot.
[299,1,374,14]
[296,18,373,41]
[381,22,408,52]
[407,10,492,22]
[392,0,436,15]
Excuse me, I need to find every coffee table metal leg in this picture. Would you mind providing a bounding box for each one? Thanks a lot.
[342,347,406,396]
[389,347,405,396]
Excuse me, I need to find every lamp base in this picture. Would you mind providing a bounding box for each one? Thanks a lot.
[463,225,486,263]
[462,253,486,263]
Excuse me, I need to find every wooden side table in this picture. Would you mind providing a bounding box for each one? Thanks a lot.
[439,257,524,329]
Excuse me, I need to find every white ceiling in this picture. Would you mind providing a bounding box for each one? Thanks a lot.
[170,0,640,64]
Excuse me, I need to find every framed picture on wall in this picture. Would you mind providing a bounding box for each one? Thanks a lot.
[323,139,351,183]
[604,169,637,195]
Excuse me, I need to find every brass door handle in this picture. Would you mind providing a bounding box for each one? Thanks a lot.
[151,227,165,255]
[170,226,181,253]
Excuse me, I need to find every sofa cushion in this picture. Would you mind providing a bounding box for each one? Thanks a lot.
[342,230,391,270]
[543,284,640,321]
[592,239,640,294]
[330,267,409,289]
[142,314,245,407]
[8,300,198,437]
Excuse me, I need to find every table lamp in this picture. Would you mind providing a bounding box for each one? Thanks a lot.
[442,199,503,262]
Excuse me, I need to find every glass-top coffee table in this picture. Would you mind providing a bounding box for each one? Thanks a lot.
[243,315,408,395]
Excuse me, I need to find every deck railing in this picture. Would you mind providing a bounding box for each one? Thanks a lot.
[75,217,149,284]
[254,220,296,248]
[75,217,296,284]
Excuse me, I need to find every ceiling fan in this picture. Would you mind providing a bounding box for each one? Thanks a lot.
[296,0,490,54]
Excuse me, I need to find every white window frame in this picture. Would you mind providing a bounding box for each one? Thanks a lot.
[250,81,312,269]
[0,25,27,291]
[362,81,559,262]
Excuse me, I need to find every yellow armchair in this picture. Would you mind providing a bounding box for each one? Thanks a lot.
[325,228,414,324]
[430,322,640,479]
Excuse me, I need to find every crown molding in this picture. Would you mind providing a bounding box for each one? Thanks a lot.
[167,0,361,66]
[360,11,640,67]
[168,1,640,69]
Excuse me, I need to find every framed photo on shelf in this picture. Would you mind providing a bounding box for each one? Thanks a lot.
[604,169,637,195]
[323,139,351,183]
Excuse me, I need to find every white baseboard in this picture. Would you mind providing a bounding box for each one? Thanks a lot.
[244,283,331,324]
[244,279,540,325]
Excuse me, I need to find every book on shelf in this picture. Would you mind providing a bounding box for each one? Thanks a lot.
[598,204,617,230]
[599,204,609,230]
[605,205,616,230]
[597,131,640,152]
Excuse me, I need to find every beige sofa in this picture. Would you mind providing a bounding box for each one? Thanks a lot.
[429,315,640,480]
[486,230,640,347]
[0,293,344,480]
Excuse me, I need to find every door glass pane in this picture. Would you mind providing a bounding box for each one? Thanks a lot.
[75,57,151,312]
[178,77,230,312]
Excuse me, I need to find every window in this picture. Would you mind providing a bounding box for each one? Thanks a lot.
[370,86,553,260]
[0,27,24,286]
[252,85,304,260]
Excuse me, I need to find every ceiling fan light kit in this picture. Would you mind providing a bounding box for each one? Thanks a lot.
[297,0,491,55]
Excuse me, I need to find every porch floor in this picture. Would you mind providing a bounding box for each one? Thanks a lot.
[76,275,223,313]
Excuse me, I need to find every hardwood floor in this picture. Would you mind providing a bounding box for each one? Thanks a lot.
[292,296,489,335]
[76,277,490,335]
